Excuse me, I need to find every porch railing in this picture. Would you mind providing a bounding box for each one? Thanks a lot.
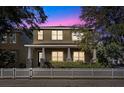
[0,68,124,79]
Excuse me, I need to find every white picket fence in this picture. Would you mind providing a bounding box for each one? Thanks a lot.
[0,68,124,79]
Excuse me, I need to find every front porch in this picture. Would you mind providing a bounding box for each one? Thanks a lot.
[24,44,87,68]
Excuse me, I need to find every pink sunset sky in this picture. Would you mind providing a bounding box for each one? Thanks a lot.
[41,6,84,26]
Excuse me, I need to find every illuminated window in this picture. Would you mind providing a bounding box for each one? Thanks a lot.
[38,30,43,40]
[52,51,63,61]
[9,33,16,44]
[72,32,83,41]
[52,30,63,40]
[58,31,63,40]
[73,51,85,62]
[1,33,7,44]
[52,31,57,40]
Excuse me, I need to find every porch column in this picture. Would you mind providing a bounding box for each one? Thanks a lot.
[27,47,32,68]
[67,48,72,62]
[42,48,45,59]
[92,48,97,63]
[39,48,46,67]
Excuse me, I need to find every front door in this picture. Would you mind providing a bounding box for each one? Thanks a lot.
[38,52,43,67]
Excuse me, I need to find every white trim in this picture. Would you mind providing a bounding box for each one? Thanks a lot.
[24,44,78,48]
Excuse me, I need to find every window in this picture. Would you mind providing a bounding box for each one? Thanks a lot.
[52,51,63,61]
[58,31,63,40]
[73,51,85,62]
[1,33,7,44]
[72,32,83,41]
[9,33,16,44]
[52,30,63,40]
[38,30,43,40]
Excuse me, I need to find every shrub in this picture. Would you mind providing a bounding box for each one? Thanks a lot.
[19,63,26,68]
[51,61,105,68]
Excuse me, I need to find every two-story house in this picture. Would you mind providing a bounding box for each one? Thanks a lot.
[0,30,30,68]
[24,26,91,68]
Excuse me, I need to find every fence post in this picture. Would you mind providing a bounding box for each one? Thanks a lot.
[92,68,94,78]
[112,68,114,79]
[72,68,74,79]
[30,68,32,79]
[13,68,15,79]
[51,68,53,78]
[1,68,3,79]
[15,68,16,79]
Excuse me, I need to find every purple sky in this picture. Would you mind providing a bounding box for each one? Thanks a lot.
[41,6,83,26]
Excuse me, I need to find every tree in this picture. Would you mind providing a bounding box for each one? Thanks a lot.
[0,50,16,68]
[0,6,47,38]
[0,6,47,67]
[80,6,124,41]
[79,6,124,65]
[97,41,123,67]
[74,26,100,63]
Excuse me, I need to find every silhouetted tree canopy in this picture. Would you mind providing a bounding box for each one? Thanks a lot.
[0,6,47,34]
[79,6,124,65]
[80,7,124,28]
[80,6,124,46]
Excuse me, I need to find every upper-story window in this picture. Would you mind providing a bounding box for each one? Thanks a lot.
[52,30,63,40]
[38,30,43,40]
[0,33,17,44]
[9,33,16,44]
[72,32,83,41]
[0,33,7,44]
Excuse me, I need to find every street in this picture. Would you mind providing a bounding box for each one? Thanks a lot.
[0,79,124,87]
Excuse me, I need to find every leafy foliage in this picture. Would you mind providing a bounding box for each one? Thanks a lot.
[79,28,100,51]
[80,6,124,65]
[0,6,47,35]
[0,7,47,67]
[51,62,105,68]
[80,7,124,28]
[0,50,16,68]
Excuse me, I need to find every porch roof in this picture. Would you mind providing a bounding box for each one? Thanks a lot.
[24,44,78,48]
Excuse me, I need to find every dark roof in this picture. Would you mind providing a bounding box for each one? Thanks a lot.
[38,26,78,30]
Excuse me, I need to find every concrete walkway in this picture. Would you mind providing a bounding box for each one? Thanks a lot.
[0,79,124,87]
